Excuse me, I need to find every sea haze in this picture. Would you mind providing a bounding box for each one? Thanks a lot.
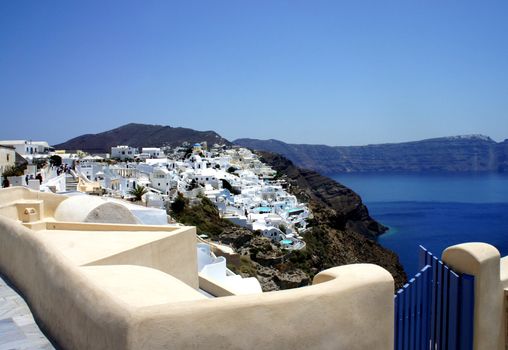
[331,173,508,277]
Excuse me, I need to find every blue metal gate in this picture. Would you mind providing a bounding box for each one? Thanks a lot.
[394,246,475,350]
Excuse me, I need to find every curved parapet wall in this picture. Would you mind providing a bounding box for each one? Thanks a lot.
[54,195,139,224]
[131,263,394,350]
[0,187,67,220]
[0,216,132,349]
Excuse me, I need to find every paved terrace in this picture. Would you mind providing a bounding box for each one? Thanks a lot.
[0,274,54,350]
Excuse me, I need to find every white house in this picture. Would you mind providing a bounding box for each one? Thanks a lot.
[193,168,220,188]
[0,140,51,157]
[149,167,176,195]
[77,161,103,181]
[251,220,284,240]
[188,154,206,170]
[111,145,138,160]
[141,147,163,159]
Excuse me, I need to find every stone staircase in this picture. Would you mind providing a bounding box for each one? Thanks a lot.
[65,174,78,192]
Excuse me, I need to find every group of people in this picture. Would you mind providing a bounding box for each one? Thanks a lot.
[56,163,72,176]
[25,173,43,185]
[2,173,42,188]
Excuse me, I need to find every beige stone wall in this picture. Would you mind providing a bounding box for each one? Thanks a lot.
[131,264,394,350]
[0,187,67,220]
[0,214,395,350]
[0,216,131,349]
[85,226,199,288]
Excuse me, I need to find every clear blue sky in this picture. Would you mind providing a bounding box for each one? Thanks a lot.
[1,1,507,146]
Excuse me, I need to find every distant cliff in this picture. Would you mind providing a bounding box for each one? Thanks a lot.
[236,136,508,174]
[54,123,230,153]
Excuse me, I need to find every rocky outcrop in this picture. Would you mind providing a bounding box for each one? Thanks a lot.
[173,193,406,291]
[258,151,386,239]
[236,135,507,174]
[258,151,407,289]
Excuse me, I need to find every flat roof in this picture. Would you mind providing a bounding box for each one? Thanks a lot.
[0,145,15,150]
[38,229,178,266]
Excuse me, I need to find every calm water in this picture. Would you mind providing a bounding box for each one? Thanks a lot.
[331,173,508,277]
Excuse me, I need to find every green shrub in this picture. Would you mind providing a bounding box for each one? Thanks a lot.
[2,165,26,177]
[49,155,62,167]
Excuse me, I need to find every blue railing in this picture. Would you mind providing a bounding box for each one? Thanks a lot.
[394,246,474,350]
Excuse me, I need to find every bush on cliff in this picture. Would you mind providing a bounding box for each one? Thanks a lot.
[169,195,232,237]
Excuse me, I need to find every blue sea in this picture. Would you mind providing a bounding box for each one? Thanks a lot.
[331,173,508,277]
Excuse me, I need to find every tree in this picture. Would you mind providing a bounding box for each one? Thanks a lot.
[129,185,148,201]
[32,158,47,169]
[170,192,187,214]
[49,155,62,167]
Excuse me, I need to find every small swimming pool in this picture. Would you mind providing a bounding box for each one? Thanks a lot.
[253,207,271,213]
[281,239,293,245]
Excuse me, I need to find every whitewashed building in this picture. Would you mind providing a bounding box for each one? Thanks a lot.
[149,167,176,195]
[0,140,51,156]
[141,147,163,159]
[111,146,138,160]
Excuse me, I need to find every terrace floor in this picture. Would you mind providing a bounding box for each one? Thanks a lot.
[0,274,54,350]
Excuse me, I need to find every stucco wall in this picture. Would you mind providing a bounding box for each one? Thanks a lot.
[0,214,395,350]
[0,216,131,350]
[0,186,67,220]
[83,225,199,288]
[130,264,394,350]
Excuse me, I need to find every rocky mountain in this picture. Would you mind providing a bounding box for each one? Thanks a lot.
[235,135,508,174]
[54,123,231,153]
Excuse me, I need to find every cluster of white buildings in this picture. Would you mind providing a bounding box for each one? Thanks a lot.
[78,143,308,249]
[0,139,311,299]
[0,140,309,250]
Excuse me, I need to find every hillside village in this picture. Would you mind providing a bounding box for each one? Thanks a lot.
[1,140,308,249]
